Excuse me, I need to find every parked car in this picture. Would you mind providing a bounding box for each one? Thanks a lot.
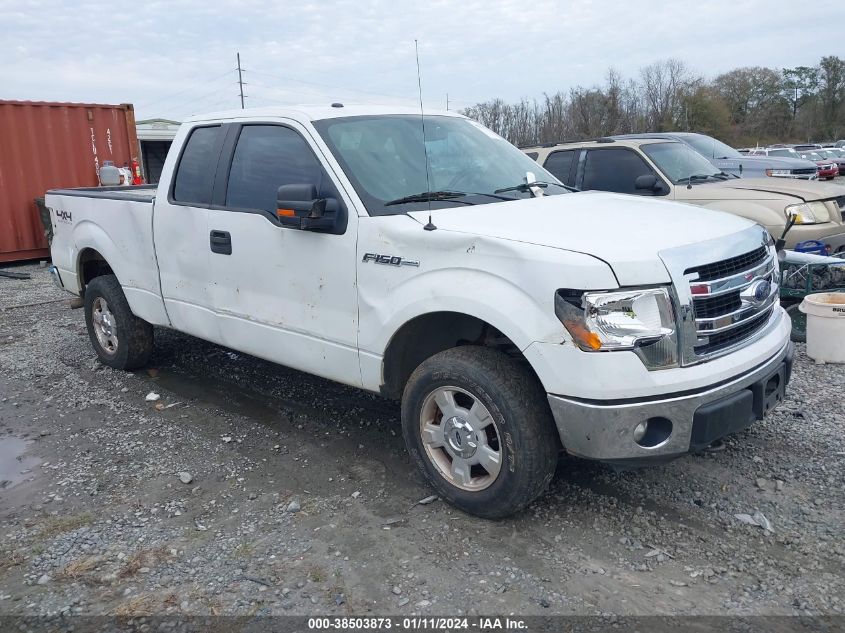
[798,151,839,180]
[816,148,845,176]
[836,140,845,148]
[525,137,845,251]
[46,105,794,518]
[793,144,825,152]
[748,147,806,161]
[612,132,819,180]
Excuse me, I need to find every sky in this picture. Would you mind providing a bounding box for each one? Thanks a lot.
[2,0,844,122]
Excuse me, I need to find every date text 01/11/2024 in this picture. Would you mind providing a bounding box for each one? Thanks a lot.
[307,616,528,630]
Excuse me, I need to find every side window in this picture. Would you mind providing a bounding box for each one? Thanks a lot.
[543,150,577,185]
[582,148,655,194]
[173,126,221,204]
[225,125,324,213]
[524,151,539,161]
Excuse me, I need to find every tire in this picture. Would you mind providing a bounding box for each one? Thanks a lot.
[84,275,153,370]
[401,346,558,519]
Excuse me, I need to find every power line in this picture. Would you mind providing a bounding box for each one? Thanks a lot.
[135,69,237,110]
[246,68,416,103]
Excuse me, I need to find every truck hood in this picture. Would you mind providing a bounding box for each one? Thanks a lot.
[697,177,845,202]
[733,155,817,169]
[407,191,753,286]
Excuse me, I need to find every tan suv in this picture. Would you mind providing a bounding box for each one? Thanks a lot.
[525,138,845,251]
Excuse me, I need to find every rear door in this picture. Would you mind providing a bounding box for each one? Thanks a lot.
[542,149,579,187]
[205,121,361,386]
[153,124,226,340]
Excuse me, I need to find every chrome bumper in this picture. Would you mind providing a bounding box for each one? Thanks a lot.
[48,265,64,290]
[548,340,793,463]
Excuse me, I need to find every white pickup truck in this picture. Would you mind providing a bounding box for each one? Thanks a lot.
[47,105,793,518]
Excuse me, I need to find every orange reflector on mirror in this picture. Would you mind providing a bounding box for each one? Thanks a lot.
[277,208,296,217]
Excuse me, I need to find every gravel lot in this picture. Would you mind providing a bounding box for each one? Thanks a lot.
[1,263,843,619]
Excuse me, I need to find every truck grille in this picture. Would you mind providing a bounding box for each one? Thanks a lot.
[792,168,817,176]
[686,246,768,281]
[684,246,777,359]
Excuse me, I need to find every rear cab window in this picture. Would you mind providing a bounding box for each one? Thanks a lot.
[172,125,222,205]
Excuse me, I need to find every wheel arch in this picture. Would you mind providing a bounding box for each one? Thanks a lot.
[380,311,545,400]
[77,247,117,292]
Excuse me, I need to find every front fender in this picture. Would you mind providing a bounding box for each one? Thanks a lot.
[356,218,620,392]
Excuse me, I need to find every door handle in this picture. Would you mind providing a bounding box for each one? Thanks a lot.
[210,230,232,255]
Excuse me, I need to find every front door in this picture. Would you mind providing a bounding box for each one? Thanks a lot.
[205,121,361,387]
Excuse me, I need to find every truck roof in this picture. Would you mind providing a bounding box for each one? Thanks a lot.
[522,137,678,152]
[185,104,464,124]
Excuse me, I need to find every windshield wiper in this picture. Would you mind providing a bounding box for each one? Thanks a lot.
[677,174,716,184]
[384,191,475,207]
[494,181,578,195]
[711,172,734,180]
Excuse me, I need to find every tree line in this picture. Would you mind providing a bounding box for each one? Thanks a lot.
[461,56,845,148]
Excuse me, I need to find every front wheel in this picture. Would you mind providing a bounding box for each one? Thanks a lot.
[84,275,154,370]
[401,346,559,519]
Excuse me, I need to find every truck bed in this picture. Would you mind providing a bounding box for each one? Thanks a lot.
[46,185,168,327]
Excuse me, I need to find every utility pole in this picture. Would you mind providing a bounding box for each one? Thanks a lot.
[237,52,245,109]
[446,93,449,111]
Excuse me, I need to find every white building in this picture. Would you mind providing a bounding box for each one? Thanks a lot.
[136,119,179,184]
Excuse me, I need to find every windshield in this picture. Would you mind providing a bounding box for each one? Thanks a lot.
[683,134,741,159]
[641,142,721,183]
[801,152,823,161]
[313,115,566,215]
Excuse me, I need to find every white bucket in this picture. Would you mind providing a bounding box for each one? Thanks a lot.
[799,292,845,363]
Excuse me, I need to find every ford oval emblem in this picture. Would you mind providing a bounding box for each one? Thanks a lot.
[741,279,771,306]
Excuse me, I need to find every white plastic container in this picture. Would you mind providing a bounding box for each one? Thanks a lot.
[799,292,845,363]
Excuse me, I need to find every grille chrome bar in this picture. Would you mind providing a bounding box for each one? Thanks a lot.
[695,289,778,336]
[688,257,776,298]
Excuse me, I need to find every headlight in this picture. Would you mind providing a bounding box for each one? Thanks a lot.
[785,201,830,225]
[555,288,678,369]
[766,169,791,177]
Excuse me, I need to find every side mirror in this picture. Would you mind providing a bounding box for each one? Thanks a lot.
[276,184,341,232]
[634,174,658,191]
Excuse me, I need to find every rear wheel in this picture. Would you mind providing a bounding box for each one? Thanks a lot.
[84,275,153,370]
[401,346,558,519]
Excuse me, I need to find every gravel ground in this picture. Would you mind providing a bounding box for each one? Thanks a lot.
[0,263,843,619]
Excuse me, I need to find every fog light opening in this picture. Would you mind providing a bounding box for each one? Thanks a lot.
[633,417,673,448]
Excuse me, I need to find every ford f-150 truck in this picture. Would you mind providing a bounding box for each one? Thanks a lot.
[47,105,793,518]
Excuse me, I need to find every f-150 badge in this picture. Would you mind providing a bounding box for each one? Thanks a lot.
[362,253,419,267]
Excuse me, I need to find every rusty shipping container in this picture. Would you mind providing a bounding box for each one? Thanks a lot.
[0,100,139,262]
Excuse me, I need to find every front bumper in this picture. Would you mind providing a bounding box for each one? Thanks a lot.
[547,341,793,463]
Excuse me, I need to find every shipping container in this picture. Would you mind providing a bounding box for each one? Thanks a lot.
[0,100,139,262]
